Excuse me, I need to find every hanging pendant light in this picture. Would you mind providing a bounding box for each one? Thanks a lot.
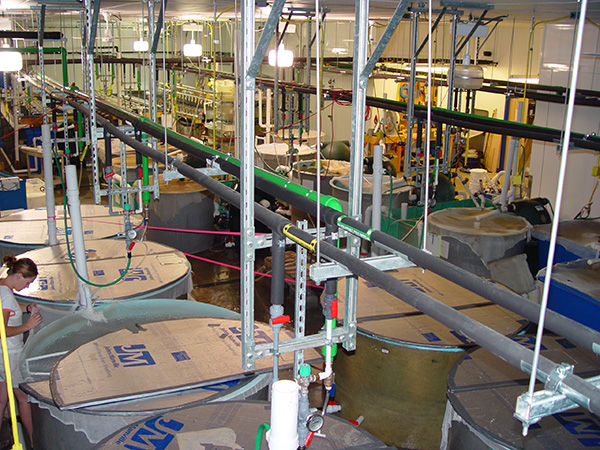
[183,38,202,57]
[268,44,294,68]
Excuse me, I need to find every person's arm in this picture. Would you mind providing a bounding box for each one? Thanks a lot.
[3,309,42,337]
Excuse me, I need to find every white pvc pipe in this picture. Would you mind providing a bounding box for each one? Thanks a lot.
[500,102,523,208]
[42,124,58,246]
[371,144,384,235]
[267,380,299,450]
[65,165,93,309]
[524,0,588,436]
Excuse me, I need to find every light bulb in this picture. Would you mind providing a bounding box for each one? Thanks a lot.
[268,44,293,68]
[133,40,149,52]
[183,39,203,57]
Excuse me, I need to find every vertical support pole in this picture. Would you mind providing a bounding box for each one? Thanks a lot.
[404,11,420,177]
[442,13,459,173]
[42,124,58,246]
[240,0,257,371]
[84,0,101,205]
[344,0,370,351]
[148,0,160,200]
[293,220,308,377]
[65,165,93,310]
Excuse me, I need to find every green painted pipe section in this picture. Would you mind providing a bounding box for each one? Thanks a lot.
[142,155,150,205]
[138,117,343,211]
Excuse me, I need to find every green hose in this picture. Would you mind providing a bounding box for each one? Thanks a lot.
[255,423,270,450]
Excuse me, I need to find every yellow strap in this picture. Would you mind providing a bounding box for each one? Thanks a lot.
[0,295,24,449]
[282,224,316,252]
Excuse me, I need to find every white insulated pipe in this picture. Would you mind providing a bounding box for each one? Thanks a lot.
[42,124,58,246]
[65,165,93,309]
[267,379,299,450]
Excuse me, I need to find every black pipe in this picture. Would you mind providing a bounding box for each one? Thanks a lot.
[270,230,286,306]
[104,129,112,170]
[316,238,600,417]
[0,31,62,40]
[369,228,600,354]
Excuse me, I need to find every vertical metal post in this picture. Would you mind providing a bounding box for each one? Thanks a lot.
[404,11,420,177]
[293,220,308,377]
[240,0,258,371]
[442,13,459,172]
[305,19,312,133]
[344,0,370,351]
[84,0,100,205]
[148,0,160,199]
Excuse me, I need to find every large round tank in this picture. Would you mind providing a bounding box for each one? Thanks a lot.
[94,400,390,449]
[255,142,316,171]
[335,267,526,449]
[427,208,531,289]
[0,205,142,258]
[22,303,279,450]
[147,177,215,253]
[8,239,191,324]
[290,159,351,196]
[537,259,600,332]
[443,332,600,450]
[330,174,413,223]
[533,220,600,269]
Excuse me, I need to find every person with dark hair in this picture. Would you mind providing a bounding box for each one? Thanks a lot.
[0,255,42,449]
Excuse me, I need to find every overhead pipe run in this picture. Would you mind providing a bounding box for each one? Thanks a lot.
[37,77,600,357]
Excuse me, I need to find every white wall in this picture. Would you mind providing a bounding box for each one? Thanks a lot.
[529,21,600,220]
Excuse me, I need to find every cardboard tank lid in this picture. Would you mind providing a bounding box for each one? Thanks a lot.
[337,267,526,349]
[49,317,320,410]
[0,205,142,246]
[446,333,600,450]
[429,207,531,236]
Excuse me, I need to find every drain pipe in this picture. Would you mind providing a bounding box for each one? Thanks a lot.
[65,165,93,309]
[41,123,58,245]
[269,230,290,383]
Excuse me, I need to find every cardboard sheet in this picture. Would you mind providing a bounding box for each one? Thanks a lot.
[0,205,142,246]
[51,318,319,409]
[11,239,190,302]
[338,266,498,320]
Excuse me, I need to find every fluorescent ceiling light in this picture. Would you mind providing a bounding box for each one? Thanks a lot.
[414,64,448,73]
[183,39,203,57]
[509,76,540,84]
[1,51,22,72]
[268,44,293,68]
[133,40,149,52]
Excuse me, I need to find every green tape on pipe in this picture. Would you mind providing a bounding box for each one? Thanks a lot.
[138,117,343,212]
